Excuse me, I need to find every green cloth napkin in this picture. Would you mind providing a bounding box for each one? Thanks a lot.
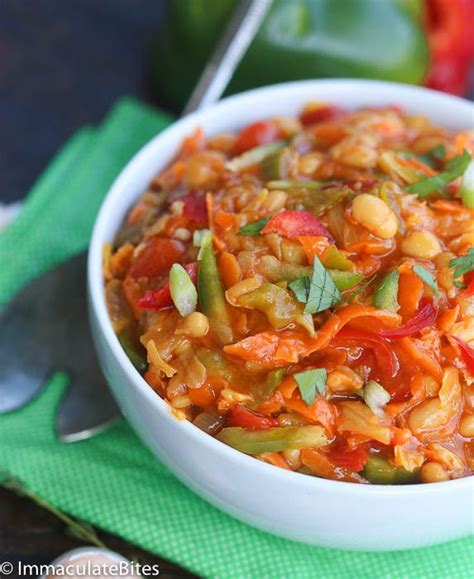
[0,98,471,579]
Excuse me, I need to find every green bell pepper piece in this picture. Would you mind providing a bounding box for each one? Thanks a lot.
[328,269,364,292]
[363,457,420,485]
[373,270,400,313]
[460,158,474,210]
[198,235,233,344]
[261,148,293,180]
[257,368,286,401]
[152,0,429,110]
[169,263,198,317]
[322,246,354,271]
[217,425,327,454]
[118,330,148,374]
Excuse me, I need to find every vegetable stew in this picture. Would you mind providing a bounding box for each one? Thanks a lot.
[105,103,474,484]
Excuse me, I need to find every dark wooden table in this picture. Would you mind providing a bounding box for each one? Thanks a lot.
[0,1,195,575]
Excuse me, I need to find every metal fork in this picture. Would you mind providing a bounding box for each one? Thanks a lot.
[0,0,272,441]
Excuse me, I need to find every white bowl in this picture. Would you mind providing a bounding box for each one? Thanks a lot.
[88,80,474,551]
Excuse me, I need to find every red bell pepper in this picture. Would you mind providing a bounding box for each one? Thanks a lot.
[233,120,280,155]
[378,299,438,340]
[328,444,368,472]
[181,192,208,226]
[299,105,345,126]
[464,271,474,296]
[261,209,335,242]
[451,336,474,375]
[424,0,474,96]
[227,404,278,429]
[137,262,198,311]
[129,237,186,279]
[334,327,399,378]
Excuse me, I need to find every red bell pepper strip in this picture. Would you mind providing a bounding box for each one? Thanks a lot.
[227,404,278,429]
[261,209,335,242]
[333,327,399,378]
[182,192,208,226]
[327,444,368,472]
[424,0,474,96]
[464,271,474,296]
[137,262,198,311]
[233,120,280,155]
[378,299,438,340]
[299,105,345,126]
[129,237,186,279]
[451,336,474,375]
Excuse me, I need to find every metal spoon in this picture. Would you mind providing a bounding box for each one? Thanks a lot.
[0,0,272,441]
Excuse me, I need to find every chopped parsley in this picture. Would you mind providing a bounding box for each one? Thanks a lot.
[289,256,341,314]
[413,264,439,296]
[449,248,474,279]
[405,150,472,197]
[289,276,311,303]
[373,271,400,313]
[294,368,327,406]
[238,218,269,236]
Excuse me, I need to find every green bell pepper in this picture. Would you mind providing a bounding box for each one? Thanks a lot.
[118,330,148,374]
[363,457,421,485]
[198,234,234,344]
[328,269,364,292]
[217,425,327,454]
[152,0,429,111]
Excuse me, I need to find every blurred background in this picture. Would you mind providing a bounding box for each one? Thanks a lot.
[1,0,472,204]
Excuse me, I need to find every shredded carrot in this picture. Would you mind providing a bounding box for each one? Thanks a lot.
[224,331,307,368]
[300,448,337,479]
[214,210,236,232]
[219,251,241,288]
[399,337,443,382]
[256,391,284,415]
[437,305,460,334]
[260,452,291,470]
[386,373,427,417]
[205,192,214,230]
[431,200,466,214]
[224,305,401,366]
[188,383,216,407]
[346,239,394,255]
[179,127,205,158]
[398,270,424,321]
[311,122,347,147]
[206,193,225,252]
[285,396,336,436]
[312,304,401,351]
[144,368,165,393]
[389,427,412,446]
[372,118,403,136]
[172,161,187,181]
[278,376,298,399]
[297,235,328,264]
[454,131,474,155]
